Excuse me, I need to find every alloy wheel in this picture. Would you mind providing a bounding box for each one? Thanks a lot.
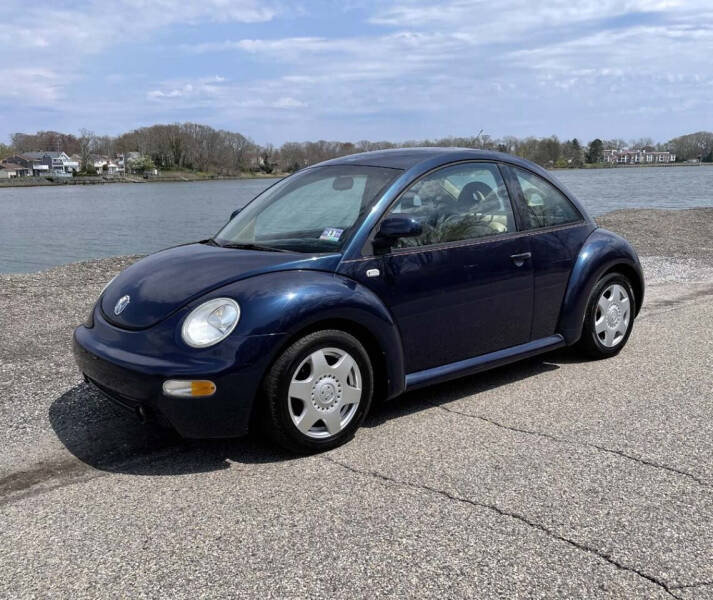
[594,283,631,348]
[287,347,363,439]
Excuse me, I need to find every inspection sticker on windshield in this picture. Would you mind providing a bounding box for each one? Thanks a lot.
[319,228,344,242]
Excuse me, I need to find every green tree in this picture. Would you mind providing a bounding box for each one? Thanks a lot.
[562,138,583,167]
[534,136,561,166]
[587,139,604,163]
[128,155,155,173]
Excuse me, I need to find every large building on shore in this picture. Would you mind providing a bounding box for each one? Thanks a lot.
[602,148,676,164]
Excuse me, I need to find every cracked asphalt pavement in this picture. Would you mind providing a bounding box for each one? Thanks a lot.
[1,209,712,599]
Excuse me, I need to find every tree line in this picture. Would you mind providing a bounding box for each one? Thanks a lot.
[3,125,712,175]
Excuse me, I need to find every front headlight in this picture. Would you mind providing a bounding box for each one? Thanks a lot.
[181,298,240,348]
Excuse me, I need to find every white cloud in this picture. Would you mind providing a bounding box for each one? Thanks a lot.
[173,0,713,141]
[272,97,307,108]
[0,0,283,106]
[2,0,281,54]
[370,0,686,30]
[0,68,65,103]
[2,0,713,142]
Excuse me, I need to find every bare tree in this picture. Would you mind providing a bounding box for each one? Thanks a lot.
[78,129,96,171]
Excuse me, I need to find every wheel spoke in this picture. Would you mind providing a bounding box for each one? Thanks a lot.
[603,327,614,346]
[309,349,330,375]
[340,384,362,407]
[594,316,607,334]
[609,285,619,302]
[295,404,320,434]
[322,410,342,435]
[288,378,313,402]
[332,353,357,381]
[598,294,609,314]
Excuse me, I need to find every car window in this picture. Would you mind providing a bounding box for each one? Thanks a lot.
[215,165,400,253]
[387,162,515,248]
[256,175,367,236]
[513,167,581,229]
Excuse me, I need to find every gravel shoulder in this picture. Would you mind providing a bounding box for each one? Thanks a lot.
[597,207,713,259]
[1,208,712,599]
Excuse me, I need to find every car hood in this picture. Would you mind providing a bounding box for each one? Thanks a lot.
[101,243,340,329]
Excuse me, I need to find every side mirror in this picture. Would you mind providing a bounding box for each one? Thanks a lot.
[230,207,242,220]
[373,216,422,252]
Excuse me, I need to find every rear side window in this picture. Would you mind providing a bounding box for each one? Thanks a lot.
[513,167,581,229]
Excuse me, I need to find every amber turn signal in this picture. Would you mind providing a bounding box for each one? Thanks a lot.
[162,380,217,398]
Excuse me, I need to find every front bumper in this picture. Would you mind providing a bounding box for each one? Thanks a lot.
[73,306,285,438]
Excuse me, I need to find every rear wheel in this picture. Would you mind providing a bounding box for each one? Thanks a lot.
[263,330,373,453]
[577,272,636,359]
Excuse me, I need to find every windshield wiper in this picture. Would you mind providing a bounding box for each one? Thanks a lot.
[217,242,292,253]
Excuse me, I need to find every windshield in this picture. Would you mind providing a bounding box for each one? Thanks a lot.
[214,165,401,253]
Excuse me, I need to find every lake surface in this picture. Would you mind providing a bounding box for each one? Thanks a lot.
[1,166,711,273]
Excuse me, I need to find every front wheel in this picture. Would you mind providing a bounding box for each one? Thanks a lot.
[577,272,636,359]
[262,330,373,453]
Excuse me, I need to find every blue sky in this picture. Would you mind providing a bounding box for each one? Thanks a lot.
[2,0,712,145]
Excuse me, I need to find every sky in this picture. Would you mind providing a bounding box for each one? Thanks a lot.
[2,0,712,145]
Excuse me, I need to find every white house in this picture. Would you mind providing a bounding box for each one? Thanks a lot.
[602,148,676,164]
[91,155,120,174]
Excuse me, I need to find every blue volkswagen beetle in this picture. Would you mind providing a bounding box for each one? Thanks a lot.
[74,148,644,452]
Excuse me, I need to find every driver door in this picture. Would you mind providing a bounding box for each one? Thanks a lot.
[344,161,534,374]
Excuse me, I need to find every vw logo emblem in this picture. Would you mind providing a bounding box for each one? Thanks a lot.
[114,295,130,315]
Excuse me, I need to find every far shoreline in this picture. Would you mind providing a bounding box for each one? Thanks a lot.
[0,172,285,189]
[1,161,710,189]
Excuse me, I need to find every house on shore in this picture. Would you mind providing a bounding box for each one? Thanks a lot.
[91,155,120,174]
[602,148,676,164]
[0,162,32,179]
[2,151,79,176]
[2,154,49,176]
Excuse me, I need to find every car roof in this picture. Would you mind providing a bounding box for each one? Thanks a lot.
[317,147,531,171]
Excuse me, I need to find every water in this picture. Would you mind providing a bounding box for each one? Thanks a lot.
[0,179,278,273]
[553,166,712,214]
[1,166,711,273]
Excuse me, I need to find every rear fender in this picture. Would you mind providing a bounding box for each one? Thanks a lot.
[558,228,644,344]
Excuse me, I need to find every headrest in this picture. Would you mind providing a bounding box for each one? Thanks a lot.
[457,181,493,210]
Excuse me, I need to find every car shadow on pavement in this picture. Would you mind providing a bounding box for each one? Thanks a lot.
[48,383,297,477]
[49,350,570,477]
[363,353,562,429]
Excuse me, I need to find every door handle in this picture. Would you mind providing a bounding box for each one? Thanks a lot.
[510,252,532,266]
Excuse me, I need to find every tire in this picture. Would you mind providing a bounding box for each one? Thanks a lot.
[577,272,636,359]
[263,329,374,453]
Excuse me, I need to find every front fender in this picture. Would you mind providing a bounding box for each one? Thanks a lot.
[216,270,406,399]
[558,228,644,344]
